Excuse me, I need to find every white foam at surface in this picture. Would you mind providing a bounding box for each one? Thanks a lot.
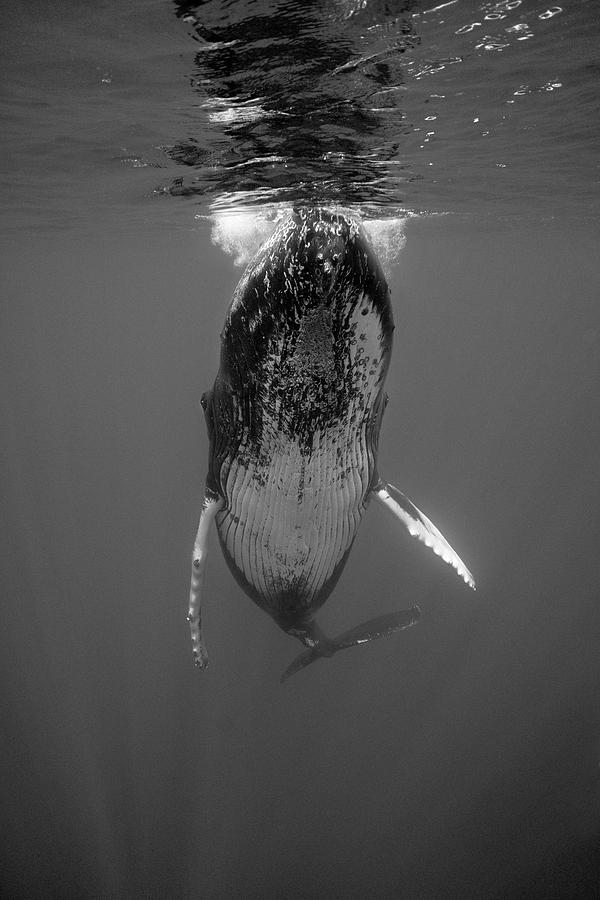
[209,204,412,272]
[361,216,409,276]
[209,208,283,266]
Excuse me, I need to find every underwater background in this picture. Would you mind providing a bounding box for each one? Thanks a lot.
[2,1,600,897]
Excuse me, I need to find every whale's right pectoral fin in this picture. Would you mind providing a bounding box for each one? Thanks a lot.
[372,480,476,590]
[188,491,224,669]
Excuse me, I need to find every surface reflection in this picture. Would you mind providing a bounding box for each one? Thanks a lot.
[169,0,420,209]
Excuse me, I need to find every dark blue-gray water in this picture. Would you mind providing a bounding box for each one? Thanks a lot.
[1,1,599,898]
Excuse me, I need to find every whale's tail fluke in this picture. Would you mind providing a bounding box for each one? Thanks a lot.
[280,606,421,683]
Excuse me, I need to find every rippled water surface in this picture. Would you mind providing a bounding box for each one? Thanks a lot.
[2,0,599,231]
[2,2,600,899]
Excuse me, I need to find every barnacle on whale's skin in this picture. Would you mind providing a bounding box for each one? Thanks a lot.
[188,207,475,679]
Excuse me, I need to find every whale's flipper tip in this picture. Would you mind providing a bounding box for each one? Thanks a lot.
[280,647,322,683]
[280,606,421,683]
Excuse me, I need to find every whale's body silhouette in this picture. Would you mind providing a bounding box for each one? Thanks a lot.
[188,208,474,679]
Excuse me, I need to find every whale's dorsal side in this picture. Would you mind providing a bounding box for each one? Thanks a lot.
[372,480,476,590]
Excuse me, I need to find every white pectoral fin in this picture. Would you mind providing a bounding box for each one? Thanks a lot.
[373,480,476,590]
[188,492,225,669]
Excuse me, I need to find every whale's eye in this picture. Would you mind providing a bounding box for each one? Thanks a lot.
[200,393,208,410]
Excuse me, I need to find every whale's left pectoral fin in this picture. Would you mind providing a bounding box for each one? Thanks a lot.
[188,491,224,669]
[372,480,476,590]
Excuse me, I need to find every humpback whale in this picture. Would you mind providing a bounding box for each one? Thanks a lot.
[188,207,475,680]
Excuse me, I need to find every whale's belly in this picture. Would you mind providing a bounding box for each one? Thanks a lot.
[215,420,372,618]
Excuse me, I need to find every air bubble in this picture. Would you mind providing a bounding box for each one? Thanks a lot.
[539,7,562,20]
